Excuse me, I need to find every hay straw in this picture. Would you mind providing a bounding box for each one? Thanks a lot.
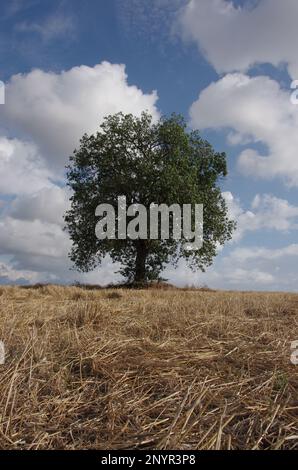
[0,285,297,449]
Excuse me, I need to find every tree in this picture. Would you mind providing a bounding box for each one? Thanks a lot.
[65,112,235,284]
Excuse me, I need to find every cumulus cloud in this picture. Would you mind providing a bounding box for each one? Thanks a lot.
[190,73,298,185]
[0,213,122,285]
[224,192,298,241]
[178,2,298,186]
[0,261,39,284]
[170,191,298,290]
[9,186,70,226]
[177,0,298,79]
[218,242,298,290]
[0,217,70,260]
[165,238,298,291]
[164,255,275,289]
[163,188,298,290]
[224,267,274,285]
[0,137,53,195]
[0,61,160,284]
[231,244,298,263]
[1,61,159,174]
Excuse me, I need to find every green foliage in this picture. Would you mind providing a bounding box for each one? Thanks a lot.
[65,112,236,283]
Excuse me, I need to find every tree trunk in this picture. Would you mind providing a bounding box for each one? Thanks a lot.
[134,241,147,283]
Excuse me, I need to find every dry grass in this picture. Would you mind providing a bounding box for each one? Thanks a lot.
[0,285,297,450]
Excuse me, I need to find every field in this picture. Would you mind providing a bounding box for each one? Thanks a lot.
[0,285,297,450]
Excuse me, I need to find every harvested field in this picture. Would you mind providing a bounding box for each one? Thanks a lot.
[0,285,297,450]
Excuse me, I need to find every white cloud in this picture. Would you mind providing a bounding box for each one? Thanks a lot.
[190,73,298,185]
[250,194,298,230]
[162,187,298,289]
[179,2,298,186]
[231,244,298,263]
[0,61,161,284]
[1,61,159,174]
[0,261,39,284]
[217,242,298,290]
[223,192,298,241]
[165,238,298,291]
[9,186,70,226]
[15,13,75,42]
[0,217,70,259]
[0,136,53,195]
[225,267,274,285]
[177,0,298,79]
[164,256,275,289]
[0,214,121,284]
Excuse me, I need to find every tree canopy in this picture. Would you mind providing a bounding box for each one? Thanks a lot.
[65,112,235,284]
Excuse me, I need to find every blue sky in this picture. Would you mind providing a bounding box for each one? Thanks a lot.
[1,0,298,290]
